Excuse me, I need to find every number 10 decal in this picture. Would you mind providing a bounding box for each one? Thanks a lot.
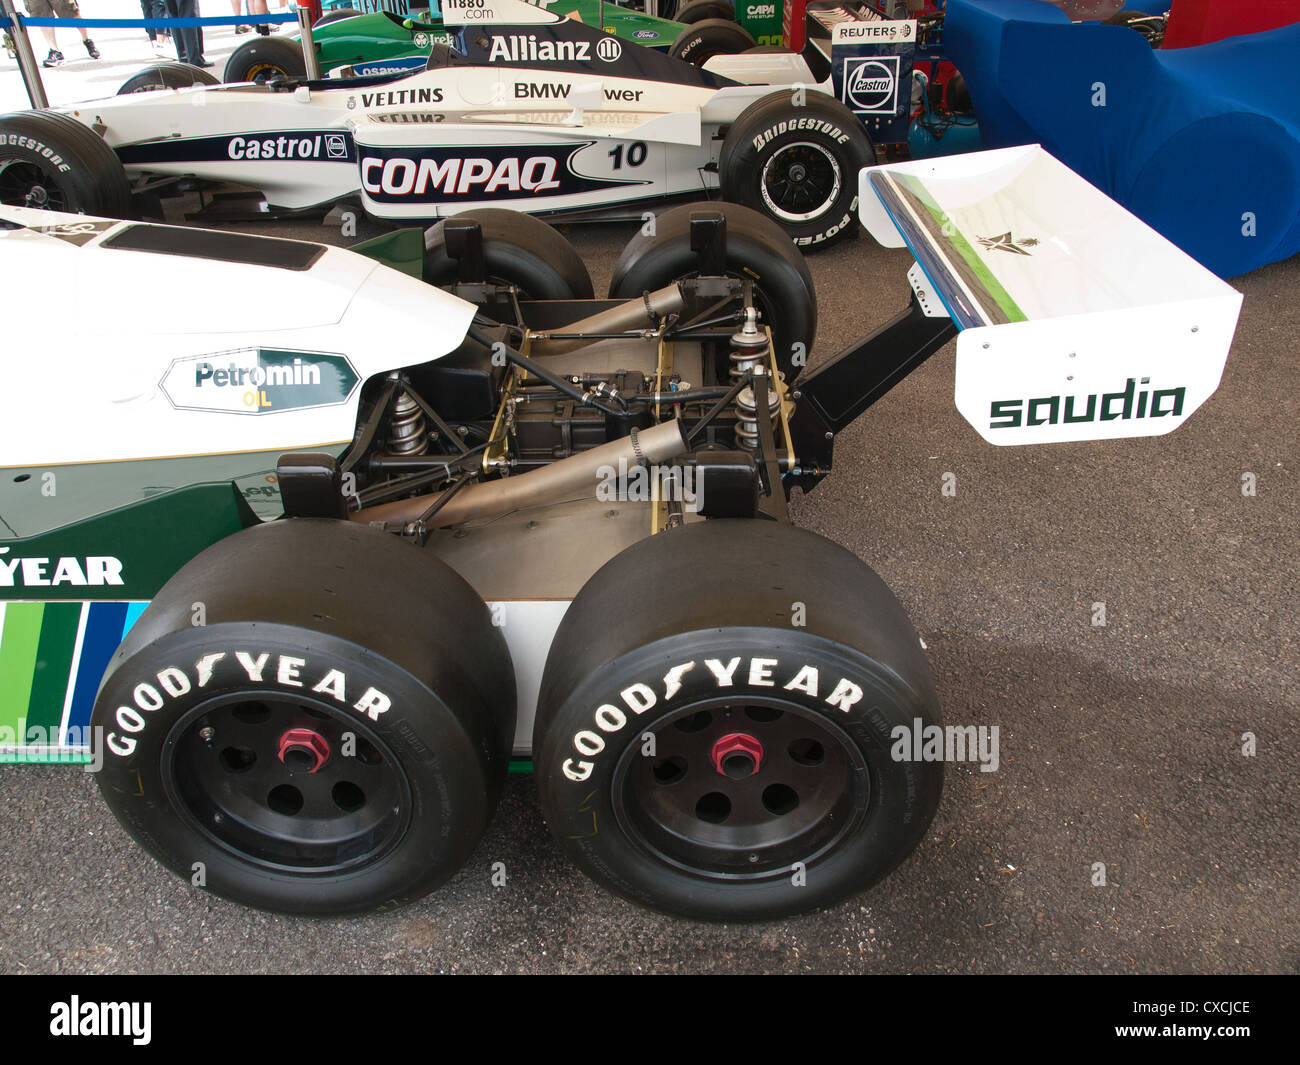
[609,142,649,170]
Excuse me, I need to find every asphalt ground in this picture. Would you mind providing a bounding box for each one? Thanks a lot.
[0,194,1295,974]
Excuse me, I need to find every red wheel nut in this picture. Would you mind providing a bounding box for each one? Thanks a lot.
[711,733,764,779]
[277,728,330,774]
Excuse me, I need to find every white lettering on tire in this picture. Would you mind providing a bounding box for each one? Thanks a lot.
[562,657,869,779]
[104,652,393,758]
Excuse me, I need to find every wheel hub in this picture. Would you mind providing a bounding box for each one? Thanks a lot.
[711,733,764,779]
[759,141,842,224]
[25,184,48,208]
[277,727,330,774]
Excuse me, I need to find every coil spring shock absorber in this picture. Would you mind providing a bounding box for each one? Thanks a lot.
[734,380,782,451]
[729,307,768,383]
[730,307,779,451]
[388,390,429,456]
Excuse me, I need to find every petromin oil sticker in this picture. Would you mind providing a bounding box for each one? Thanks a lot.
[160,348,359,415]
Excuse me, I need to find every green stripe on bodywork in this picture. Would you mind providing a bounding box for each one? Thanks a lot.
[26,602,81,734]
[898,174,1028,324]
[0,483,261,602]
[0,602,44,735]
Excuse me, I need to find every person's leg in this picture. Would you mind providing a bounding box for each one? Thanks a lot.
[25,0,63,62]
[250,0,270,36]
[162,0,190,63]
[177,0,208,65]
[234,0,250,33]
[47,0,95,56]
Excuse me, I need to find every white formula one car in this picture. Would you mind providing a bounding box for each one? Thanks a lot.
[0,0,878,248]
[0,147,1240,919]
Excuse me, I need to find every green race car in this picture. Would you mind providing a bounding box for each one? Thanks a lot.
[224,1,687,83]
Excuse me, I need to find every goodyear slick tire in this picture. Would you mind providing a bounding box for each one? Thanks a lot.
[674,0,735,25]
[117,61,221,94]
[534,519,943,922]
[0,110,131,217]
[669,18,754,66]
[719,90,874,250]
[90,519,515,916]
[223,35,307,84]
[423,208,594,298]
[609,200,815,381]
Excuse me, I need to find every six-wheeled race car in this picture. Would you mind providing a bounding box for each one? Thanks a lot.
[0,145,1241,918]
[0,0,952,248]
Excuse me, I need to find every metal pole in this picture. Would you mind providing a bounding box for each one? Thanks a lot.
[1,0,49,110]
[297,7,321,80]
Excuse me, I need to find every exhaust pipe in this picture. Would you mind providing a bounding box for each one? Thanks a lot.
[353,418,689,528]
[529,284,685,355]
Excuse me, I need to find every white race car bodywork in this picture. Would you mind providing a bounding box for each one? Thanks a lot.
[1,205,474,467]
[860,146,1243,445]
[54,0,825,220]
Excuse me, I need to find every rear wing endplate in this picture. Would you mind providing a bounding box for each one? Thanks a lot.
[859,146,1242,444]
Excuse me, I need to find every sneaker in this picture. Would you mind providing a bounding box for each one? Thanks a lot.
[41,49,63,68]
[256,24,270,35]
[235,25,252,33]
[152,40,171,56]
[84,38,100,59]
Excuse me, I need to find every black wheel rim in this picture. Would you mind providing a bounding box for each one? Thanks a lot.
[0,159,66,211]
[760,141,842,224]
[612,697,869,881]
[162,693,412,874]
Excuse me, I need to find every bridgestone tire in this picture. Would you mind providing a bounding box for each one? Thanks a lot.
[423,208,594,298]
[669,18,754,66]
[534,519,943,921]
[90,519,516,915]
[117,61,221,94]
[0,110,131,217]
[223,35,307,84]
[674,0,735,25]
[719,90,875,250]
[609,200,816,380]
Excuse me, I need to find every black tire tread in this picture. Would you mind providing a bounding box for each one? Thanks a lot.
[423,208,594,299]
[0,109,132,217]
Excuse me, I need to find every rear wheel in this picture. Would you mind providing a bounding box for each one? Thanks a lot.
[609,200,816,380]
[669,18,754,66]
[91,519,516,915]
[117,61,221,94]
[423,208,594,298]
[720,89,874,250]
[315,6,362,25]
[224,35,307,83]
[0,110,131,217]
[534,519,943,921]
[674,0,735,24]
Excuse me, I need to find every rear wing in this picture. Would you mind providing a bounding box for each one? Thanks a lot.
[859,145,1242,444]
